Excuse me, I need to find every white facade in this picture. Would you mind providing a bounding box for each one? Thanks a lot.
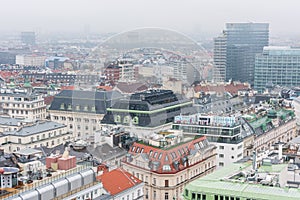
[49,110,103,143]
[0,121,71,153]
[212,142,243,169]
[16,55,46,66]
[0,93,47,121]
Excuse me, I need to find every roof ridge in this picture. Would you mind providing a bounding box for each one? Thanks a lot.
[118,167,136,185]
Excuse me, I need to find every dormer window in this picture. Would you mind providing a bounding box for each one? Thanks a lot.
[60,103,65,110]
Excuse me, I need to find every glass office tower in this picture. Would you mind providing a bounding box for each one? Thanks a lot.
[254,46,300,93]
[214,23,269,85]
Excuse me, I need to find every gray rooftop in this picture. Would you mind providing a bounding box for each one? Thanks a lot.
[0,117,23,126]
[3,121,66,136]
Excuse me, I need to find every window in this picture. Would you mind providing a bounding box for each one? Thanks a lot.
[202,194,206,200]
[219,162,224,167]
[137,189,141,197]
[153,190,156,200]
[192,193,196,200]
[145,188,148,199]
[184,189,189,196]
[165,192,169,200]
[219,146,224,150]
[165,180,169,187]
[132,146,136,152]
[153,178,156,185]
[214,195,218,200]
[149,150,153,157]
[136,147,140,153]
[231,156,234,159]
[219,154,224,158]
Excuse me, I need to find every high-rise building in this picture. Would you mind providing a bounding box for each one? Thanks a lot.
[254,46,300,93]
[21,32,36,45]
[213,23,269,84]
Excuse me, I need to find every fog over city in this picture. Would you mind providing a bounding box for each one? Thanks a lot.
[1,0,300,36]
[2,1,300,200]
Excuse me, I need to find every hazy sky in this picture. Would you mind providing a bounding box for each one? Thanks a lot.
[1,0,299,36]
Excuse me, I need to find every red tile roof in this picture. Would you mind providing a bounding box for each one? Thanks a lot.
[97,85,113,91]
[97,168,142,195]
[60,85,75,90]
[194,83,250,95]
[126,136,208,173]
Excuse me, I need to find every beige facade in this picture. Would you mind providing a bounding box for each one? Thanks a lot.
[0,121,71,153]
[49,110,104,143]
[122,136,217,200]
[0,93,46,121]
[254,118,297,152]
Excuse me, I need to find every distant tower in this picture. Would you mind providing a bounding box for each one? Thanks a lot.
[213,23,269,85]
[21,32,36,45]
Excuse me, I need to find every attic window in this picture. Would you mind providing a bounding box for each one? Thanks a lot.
[84,105,88,111]
[149,150,153,157]
[165,154,169,161]
[76,105,80,111]
[60,103,65,110]
[67,104,72,110]
[158,153,162,159]
[136,147,140,153]
[162,165,171,171]
[131,146,136,152]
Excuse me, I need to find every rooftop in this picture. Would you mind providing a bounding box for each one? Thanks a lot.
[125,135,214,173]
[97,168,143,195]
[185,162,300,200]
[0,117,23,126]
[2,121,65,136]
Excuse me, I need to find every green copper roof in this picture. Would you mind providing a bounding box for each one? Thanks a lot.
[185,163,300,200]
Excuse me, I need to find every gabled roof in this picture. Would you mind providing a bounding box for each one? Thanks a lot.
[97,168,142,195]
[115,82,148,94]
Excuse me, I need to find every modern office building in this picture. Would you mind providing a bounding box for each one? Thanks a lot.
[213,35,227,82]
[21,32,36,45]
[122,132,216,200]
[214,23,269,84]
[172,114,253,168]
[0,52,16,65]
[254,46,300,93]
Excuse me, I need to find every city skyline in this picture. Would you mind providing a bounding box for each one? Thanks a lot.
[1,0,300,37]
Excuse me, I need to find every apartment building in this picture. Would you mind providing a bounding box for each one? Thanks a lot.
[0,119,71,153]
[122,133,216,200]
[0,92,46,121]
[49,90,123,143]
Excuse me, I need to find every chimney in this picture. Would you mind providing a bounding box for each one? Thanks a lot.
[252,151,257,170]
[278,143,283,160]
